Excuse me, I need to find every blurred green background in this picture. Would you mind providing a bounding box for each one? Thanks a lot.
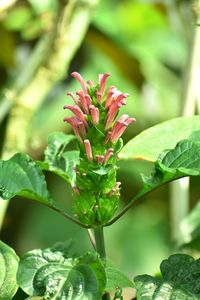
[0,0,198,282]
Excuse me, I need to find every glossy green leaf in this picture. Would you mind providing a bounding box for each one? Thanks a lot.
[119,116,200,162]
[17,244,106,299]
[39,132,79,185]
[0,153,53,205]
[105,266,134,292]
[135,254,200,299]
[145,138,200,187]
[0,240,19,300]
[115,136,200,221]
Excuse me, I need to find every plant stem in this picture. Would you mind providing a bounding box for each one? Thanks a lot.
[93,226,106,259]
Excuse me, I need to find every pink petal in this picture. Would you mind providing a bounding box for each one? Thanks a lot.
[99,73,110,95]
[67,92,79,105]
[96,155,104,164]
[71,72,88,94]
[105,102,122,130]
[104,148,113,163]
[84,139,93,161]
[76,91,89,114]
[64,104,87,124]
[87,80,94,87]
[89,105,99,125]
[64,117,83,143]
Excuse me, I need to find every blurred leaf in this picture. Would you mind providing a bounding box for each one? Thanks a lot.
[38,132,79,185]
[179,201,200,248]
[21,19,44,40]
[17,244,106,299]
[105,266,134,292]
[118,2,167,39]
[0,153,53,206]
[135,254,200,299]
[0,25,15,67]
[87,27,145,89]
[3,6,33,31]
[119,116,200,162]
[0,240,19,300]
[27,0,58,14]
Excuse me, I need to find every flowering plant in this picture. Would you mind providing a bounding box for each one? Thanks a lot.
[0,72,200,299]
[64,72,135,226]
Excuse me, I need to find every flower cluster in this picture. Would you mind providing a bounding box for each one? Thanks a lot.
[64,72,135,226]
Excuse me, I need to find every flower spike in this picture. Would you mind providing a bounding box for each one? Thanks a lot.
[64,72,136,226]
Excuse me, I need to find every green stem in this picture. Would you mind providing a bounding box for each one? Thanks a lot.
[93,226,106,259]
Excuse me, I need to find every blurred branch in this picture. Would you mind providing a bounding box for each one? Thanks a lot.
[0,0,99,231]
[170,0,200,243]
[0,0,17,14]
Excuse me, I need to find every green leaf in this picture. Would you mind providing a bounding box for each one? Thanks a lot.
[39,132,79,185]
[135,254,200,299]
[0,153,53,206]
[17,244,106,299]
[105,266,134,292]
[119,116,200,162]
[0,240,19,300]
[135,137,200,201]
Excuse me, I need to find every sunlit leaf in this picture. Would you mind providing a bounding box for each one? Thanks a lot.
[120,116,200,162]
[0,153,53,205]
[135,254,200,299]
[17,243,106,299]
[138,137,200,197]
[0,241,19,300]
[117,135,200,216]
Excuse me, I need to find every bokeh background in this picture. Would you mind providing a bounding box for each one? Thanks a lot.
[0,0,199,291]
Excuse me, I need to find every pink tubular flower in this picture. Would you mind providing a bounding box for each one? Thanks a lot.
[105,86,115,108]
[110,115,136,143]
[64,117,83,143]
[96,155,104,164]
[87,80,94,87]
[89,105,99,125]
[99,73,110,96]
[84,139,93,161]
[104,148,113,163]
[67,92,79,105]
[76,91,89,114]
[105,102,123,130]
[64,104,87,125]
[71,72,88,94]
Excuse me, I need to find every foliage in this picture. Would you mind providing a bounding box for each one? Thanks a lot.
[135,254,200,299]
[0,0,199,299]
[0,241,19,300]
